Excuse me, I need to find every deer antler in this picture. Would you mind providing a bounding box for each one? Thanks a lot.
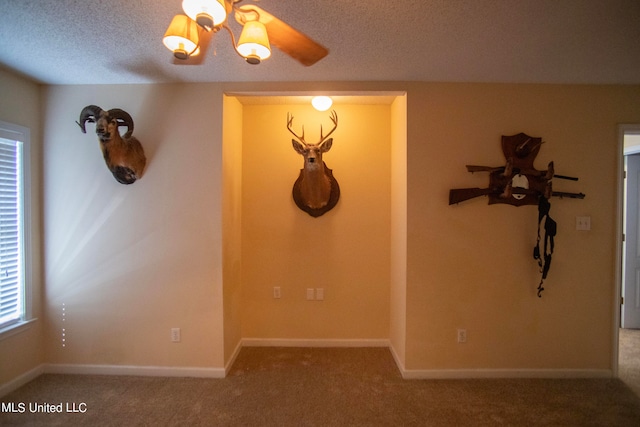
[287,113,307,146]
[319,110,338,145]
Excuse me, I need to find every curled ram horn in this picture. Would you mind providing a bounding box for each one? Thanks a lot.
[107,108,134,139]
[76,105,103,134]
[76,105,147,185]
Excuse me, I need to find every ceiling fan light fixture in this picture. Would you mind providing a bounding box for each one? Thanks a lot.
[311,96,333,111]
[163,14,200,60]
[237,20,271,64]
[182,0,227,30]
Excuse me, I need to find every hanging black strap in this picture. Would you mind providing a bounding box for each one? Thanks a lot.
[534,196,556,297]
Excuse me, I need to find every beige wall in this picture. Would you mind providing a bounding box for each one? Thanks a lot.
[2,74,639,388]
[390,95,408,366]
[41,84,226,369]
[239,103,392,341]
[222,95,243,362]
[405,83,640,370]
[0,68,44,385]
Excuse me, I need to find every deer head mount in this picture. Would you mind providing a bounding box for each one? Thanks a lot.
[287,110,340,217]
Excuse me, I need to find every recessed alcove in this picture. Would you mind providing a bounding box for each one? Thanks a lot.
[221,92,407,362]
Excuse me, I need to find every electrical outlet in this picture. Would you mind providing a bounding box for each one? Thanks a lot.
[457,329,467,343]
[171,328,181,343]
[273,286,281,299]
[306,288,315,300]
[576,216,591,231]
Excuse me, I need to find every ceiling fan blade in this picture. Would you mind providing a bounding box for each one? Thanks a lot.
[171,26,214,65]
[236,5,328,66]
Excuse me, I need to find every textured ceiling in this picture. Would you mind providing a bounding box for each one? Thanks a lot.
[0,0,639,85]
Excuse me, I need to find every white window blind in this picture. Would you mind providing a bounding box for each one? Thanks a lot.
[0,121,29,331]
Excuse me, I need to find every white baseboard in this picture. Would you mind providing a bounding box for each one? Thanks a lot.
[400,368,613,380]
[44,363,226,378]
[388,342,406,373]
[224,340,243,376]
[1,348,613,395]
[241,338,390,347]
[0,364,45,398]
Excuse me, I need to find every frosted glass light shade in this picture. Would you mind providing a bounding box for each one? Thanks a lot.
[182,0,227,29]
[312,96,333,111]
[163,15,200,60]
[237,21,271,64]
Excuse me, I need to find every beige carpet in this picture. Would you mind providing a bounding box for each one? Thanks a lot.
[2,342,640,426]
[620,328,640,397]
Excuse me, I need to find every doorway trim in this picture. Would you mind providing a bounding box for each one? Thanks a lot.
[615,123,640,378]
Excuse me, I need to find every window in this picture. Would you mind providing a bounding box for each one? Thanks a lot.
[0,120,31,333]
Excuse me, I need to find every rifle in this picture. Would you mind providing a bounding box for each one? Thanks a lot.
[466,165,579,181]
[449,187,585,205]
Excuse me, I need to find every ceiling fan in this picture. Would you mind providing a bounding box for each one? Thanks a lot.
[163,0,329,66]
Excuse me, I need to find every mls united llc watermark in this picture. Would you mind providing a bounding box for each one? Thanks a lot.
[2,402,87,413]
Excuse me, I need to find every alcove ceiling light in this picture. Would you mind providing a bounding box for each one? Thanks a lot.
[312,96,333,111]
[163,0,272,64]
